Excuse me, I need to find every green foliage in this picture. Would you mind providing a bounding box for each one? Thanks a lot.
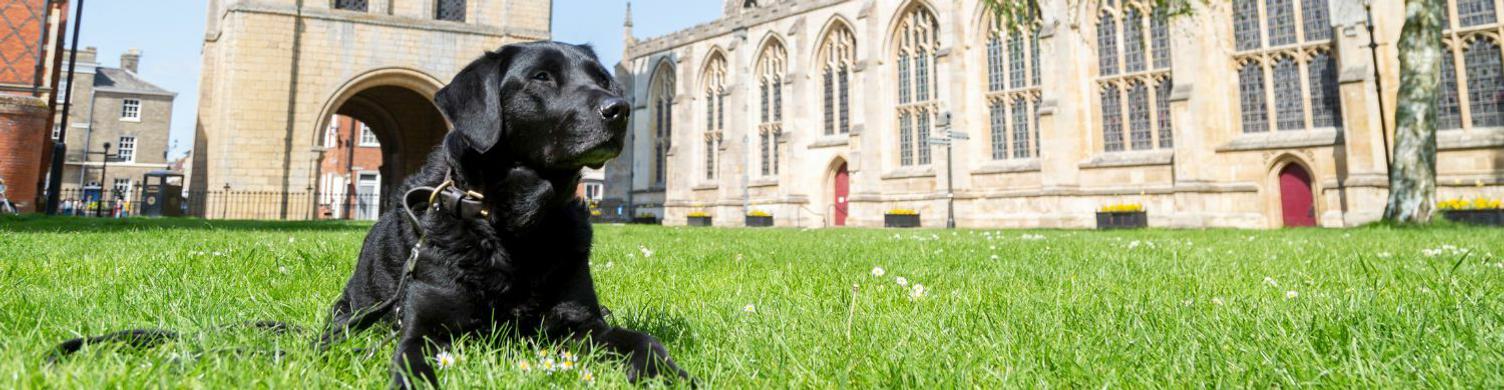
[4,218,1504,387]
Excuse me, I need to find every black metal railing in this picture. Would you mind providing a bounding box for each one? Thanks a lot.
[53,188,385,221]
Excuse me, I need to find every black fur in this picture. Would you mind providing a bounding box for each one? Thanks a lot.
[319,41,687,388]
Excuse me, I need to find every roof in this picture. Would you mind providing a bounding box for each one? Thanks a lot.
[93,67,175,97]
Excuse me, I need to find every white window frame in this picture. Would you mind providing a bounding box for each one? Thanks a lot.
[358,123,380,147]
[324,118,340,148]
[112,178,132,200]
[120,98,142,121]
[55,79,68,103]
[52,124,62,140]
[117,136,137,163]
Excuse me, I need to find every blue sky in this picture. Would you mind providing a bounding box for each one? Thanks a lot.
[77,0,720,159]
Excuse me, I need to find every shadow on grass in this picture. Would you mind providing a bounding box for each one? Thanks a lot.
[0,214,373,233]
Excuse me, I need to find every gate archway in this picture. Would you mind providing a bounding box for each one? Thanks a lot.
[313,68,448,214]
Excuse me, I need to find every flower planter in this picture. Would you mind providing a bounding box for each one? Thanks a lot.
[630,216,659,225]
[1096,211,1147,229]
[884,213,920,228]
[688,216,713,227]
[1442,210,1504,226]
[745,215,773,227]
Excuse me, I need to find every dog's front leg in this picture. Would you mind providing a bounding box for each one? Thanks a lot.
[390,282,476,389]
[555,317,691,383]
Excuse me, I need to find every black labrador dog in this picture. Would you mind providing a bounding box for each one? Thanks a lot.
[318,41,688,388]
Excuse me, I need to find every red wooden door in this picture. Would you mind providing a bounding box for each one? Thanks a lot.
[834,163,849,226]
[1278,165,1316,227]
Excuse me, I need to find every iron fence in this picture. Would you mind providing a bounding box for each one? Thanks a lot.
[53,188,384,221]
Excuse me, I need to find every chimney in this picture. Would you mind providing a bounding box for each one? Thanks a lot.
[75,46,97,64]
[120,49,141,73]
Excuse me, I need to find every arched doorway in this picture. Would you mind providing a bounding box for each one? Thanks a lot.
[1278,164,1316,227]
[313,69,447,216]
[833,162,849,226]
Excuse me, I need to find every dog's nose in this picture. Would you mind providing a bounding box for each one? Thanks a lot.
[598,98,629,122]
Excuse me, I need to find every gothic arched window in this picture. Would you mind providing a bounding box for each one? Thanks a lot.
[894,5,939,166]
[701,53,727,181]
[756,39,787,177]
[1232,0,1341,133]
[649,64,675,187]
[1097,0,1174,151]
[984,5,1042,160]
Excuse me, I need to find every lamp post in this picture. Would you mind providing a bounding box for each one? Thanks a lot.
[44,0,88,214]
[1364,0,1392,168]
[92,142,112,217]
[928,111,965,229]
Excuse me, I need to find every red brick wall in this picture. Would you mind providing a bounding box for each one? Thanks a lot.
[0,95,49,212]
[0,0,49,88]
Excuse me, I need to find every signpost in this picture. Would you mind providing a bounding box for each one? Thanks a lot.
[935,111,958,229]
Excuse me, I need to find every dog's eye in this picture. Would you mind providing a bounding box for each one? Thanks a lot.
[531,71,553,83]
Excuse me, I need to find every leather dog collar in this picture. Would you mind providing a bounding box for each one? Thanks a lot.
[402,169,491,225]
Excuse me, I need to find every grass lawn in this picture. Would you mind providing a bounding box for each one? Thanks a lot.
[2,216,1503,388]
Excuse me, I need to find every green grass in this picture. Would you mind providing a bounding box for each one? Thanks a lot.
[3,216,1503,388]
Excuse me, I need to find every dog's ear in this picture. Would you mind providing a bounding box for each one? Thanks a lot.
[435,48,513,154]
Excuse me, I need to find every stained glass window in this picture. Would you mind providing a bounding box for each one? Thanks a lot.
[1009,33,1027,89]
[1151,10,1171,69]
[1466,39,1504,127]
[1102,84,1124,151]
[436,0,465,22]
[1266,0,1297,46]
[1157,79,1174,148]
[900,112,913,166]
[991,101,1007,160]
[1234,0,1263,51]
[1308,51,1342,128]
[1012,100,1032,158]
[1273,57,1305,131]
[1129,82,1153,150]
[1300,0,1331,41]
[1099,11,1119,75]
[1239,64,1269,133]
[1124,8,1145,73]
[917,109,932,165]
[988,36,1005,91]
[1459,0,1498,27]
[1439,51,1463,130]
[824,69,835,134]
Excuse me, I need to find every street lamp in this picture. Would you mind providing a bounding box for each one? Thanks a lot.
[1363,0,1392,168]
[928,111,966,229]
[91,142,114,217]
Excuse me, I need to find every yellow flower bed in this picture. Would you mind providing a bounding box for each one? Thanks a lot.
[1100,203,1145,213]
[688,211,711,218]
[747,210,771,217]
[1438,197,1503,211]
[886,209,919,216]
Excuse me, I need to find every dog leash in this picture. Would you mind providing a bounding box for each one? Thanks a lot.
[316,169,488,351]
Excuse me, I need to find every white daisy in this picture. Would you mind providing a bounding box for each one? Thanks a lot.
[1263,276,1279,288]
[742,304,756,314]
[871,266,886,277]
[895,276,909,287]
[1285,290,1299,299]
[909,284,927,300]
[1211,297,1225,306]
[435,351,457,369]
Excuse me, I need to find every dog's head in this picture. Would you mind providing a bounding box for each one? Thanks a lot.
[436,41,628,171]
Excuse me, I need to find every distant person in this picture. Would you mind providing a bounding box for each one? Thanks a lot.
[0,178,14,214]
[61,198,74,216]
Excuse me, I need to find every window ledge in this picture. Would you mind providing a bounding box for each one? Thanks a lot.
[749,178,778,187]
[692,184,719,191]
[808,135,849,149]
[1439,127,1504,150]
[881,166,935,180]
[1216,127,1342,152]
[1080,149,1173,169]
[972,158,1042,174]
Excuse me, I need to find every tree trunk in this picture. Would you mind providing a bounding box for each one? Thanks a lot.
[1384,0,1444,223]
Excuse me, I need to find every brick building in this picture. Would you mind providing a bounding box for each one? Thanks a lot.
[191,0,552,218]
[53,47,176,205]
[0,0,69,213]
[607,0,1503,229]
[316,114,383,220]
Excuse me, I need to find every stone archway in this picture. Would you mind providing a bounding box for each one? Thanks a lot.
[313,68,447,214]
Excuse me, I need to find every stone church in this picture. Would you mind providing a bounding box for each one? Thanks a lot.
[191,0,550,218]
[605,0,1503,228]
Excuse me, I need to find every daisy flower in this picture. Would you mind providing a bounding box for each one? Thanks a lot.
[871,266,886,277]
[895,277,909,287]
[742,304,756,314]
[435,351,457,369]
[909,284,927,301]
[1211,297,1225,306]
[1285,290,1298,299]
